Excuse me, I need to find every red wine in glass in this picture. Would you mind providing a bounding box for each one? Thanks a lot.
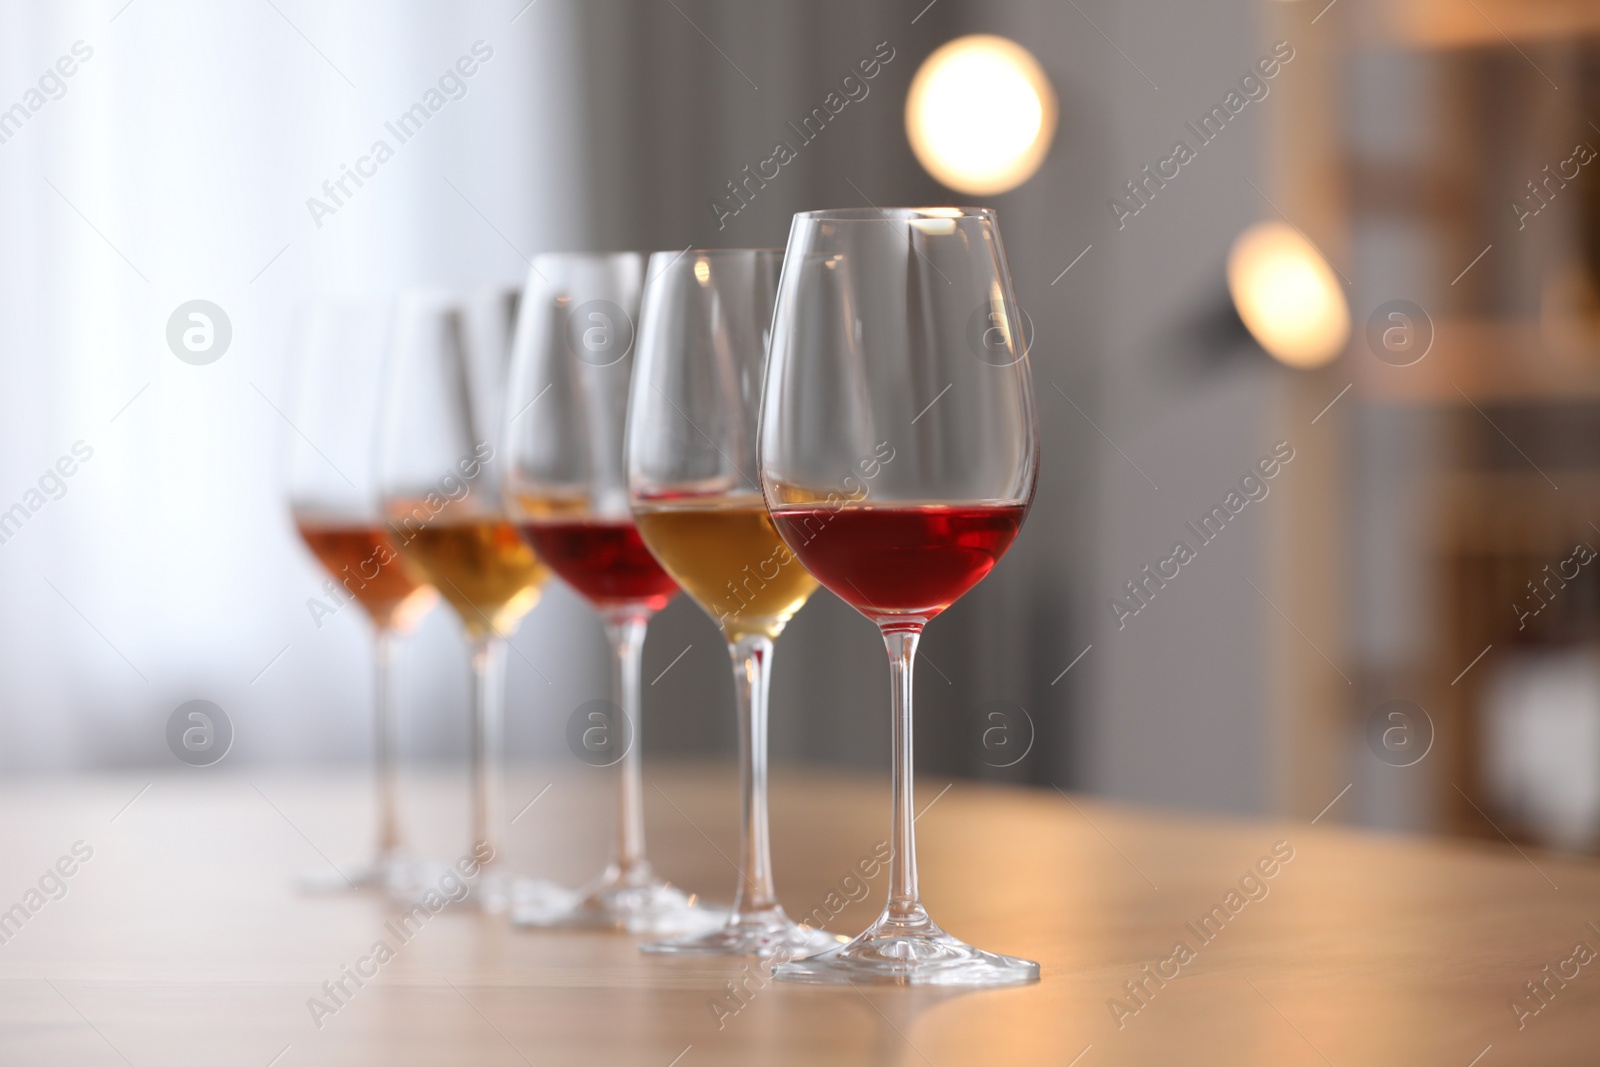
[518,517,679,614]
[757,206,1040,986]
[502,251,715,936]
[769,503,1027,622]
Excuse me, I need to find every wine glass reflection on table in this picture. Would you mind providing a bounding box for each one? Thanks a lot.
[758,208,1041,986]
[627,248,843,958]
[288,298,439,893]
[502,252,718,936]
[377,290,552,913]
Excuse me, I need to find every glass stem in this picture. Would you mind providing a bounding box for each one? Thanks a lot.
[469,633,507,869]
[372,627,402,866]
[605,615,650,883]
[730,633,779,918]
[882,625,927,926]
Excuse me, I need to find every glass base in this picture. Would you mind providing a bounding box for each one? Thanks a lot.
[297,855,427,894]
[509,875,578,912]
[509,864,724,936]
[372,865,539,914]
[772,912,1039,987]
[450,871,582,914]
[640,906,846,957]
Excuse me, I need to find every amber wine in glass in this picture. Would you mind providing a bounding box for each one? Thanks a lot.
[378,291,548,910]
[385,513,547,640]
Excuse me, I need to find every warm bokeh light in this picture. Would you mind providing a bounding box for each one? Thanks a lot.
[1227,221,1351,369]
[905,35,1057,196]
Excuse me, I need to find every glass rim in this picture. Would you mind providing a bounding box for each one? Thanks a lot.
[791,206,997,223]
[647,246,784,260]
[395,286,466,310]
[530,250,647,268]
[290,293,393,316]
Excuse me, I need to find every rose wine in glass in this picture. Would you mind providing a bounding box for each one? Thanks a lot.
[293,517,437,889]
[295,521,437,633]
[287,300,438,892]
[627,248,840,957]
[759,208,1040,986]
[502,252,711,935]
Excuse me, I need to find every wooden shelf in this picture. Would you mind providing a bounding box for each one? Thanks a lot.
[1358,0,1600,51]
[1352,316,1600,404]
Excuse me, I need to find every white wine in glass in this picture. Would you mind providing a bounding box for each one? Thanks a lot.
[628,248,839,957]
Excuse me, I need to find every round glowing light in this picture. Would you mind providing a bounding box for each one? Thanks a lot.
[1227,221,1351,369]
[905,35,1057,196]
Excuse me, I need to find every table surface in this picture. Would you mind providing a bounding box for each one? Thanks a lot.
[0,763,1595,1066]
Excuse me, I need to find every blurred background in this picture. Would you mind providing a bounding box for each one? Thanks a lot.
[3,0,1599,858]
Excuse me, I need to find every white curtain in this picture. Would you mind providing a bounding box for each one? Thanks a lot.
[0,0,603,769]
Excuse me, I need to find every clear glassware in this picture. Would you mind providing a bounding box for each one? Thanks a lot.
[626,248,842,958]
[502,252,716,935]
[758,207,1041,986]
[377,290,551,911]
[288,298,439,893]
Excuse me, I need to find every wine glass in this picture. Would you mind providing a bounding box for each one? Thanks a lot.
[626,248,842,957]
[758,207,1040,986]
[377,289,551,910]
[502,252,715,934]
[288,298,438,892]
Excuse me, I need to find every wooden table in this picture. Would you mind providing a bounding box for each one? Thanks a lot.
[0,764,1595,1065]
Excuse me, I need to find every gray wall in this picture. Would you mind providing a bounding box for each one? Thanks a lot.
[1081,1,1288,814]
[569,0,1101,787]
[568,0,1296,815]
